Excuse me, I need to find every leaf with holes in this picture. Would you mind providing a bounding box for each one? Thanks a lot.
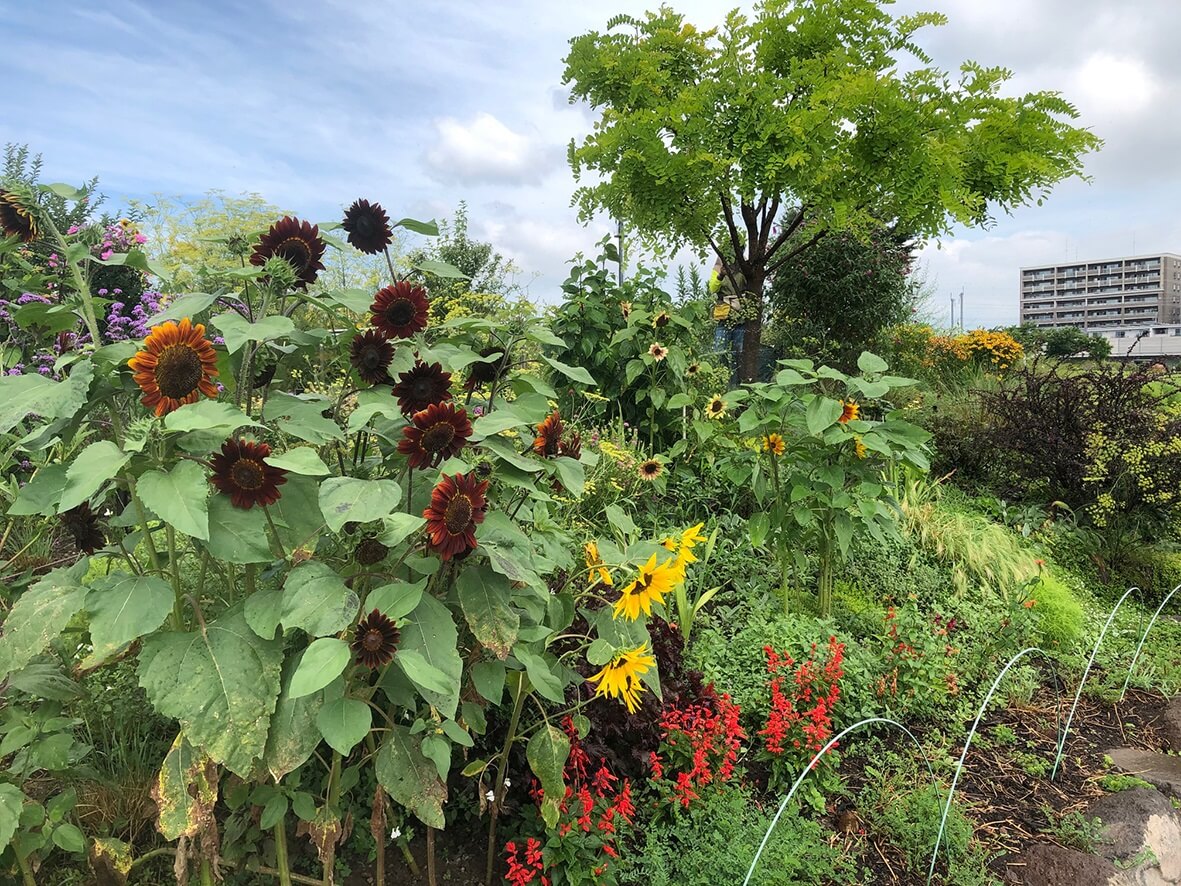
[456,569,519,660]
[0,561,89,679]
[376,726,447,829]
[138,606,283,777]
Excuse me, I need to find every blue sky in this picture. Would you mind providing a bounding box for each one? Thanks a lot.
[4,0,1179,327]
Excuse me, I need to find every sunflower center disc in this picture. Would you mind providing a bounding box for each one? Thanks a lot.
[231,459,265,490]
[155,344,204,399]
[443,494,473,534]
[362,629,384,652]
[361,346,384,369]
[387,299,415,326]
[277,237,311,270]
[422,422,457,453]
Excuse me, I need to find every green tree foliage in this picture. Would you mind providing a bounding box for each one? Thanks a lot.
[3,143,102,241]
[562,1,1102,381]
[766,227,916,371]
[1008,323,1112,360]
[404,202,530,324]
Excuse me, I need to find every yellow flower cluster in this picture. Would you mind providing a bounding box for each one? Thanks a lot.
[588,644,656,714]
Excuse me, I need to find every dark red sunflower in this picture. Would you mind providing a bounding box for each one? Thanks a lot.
[354,536,390,566]
[341,199,393,255]
[397,401,472,469]
[463,346,510,392]
[350,330,394,385]
[0,190,37,244]
[559,431,582,461]
[128,318,220,416]
[370,282,430,340]
[351,609,400,668]
[209,438,289,509]
[59,503,104,554]
[423,472,488,561]
[392,360,453,416]
[250,216,326,289]
[533,410,564,457]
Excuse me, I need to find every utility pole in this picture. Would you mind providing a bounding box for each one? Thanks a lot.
[950,295,956,331]
[959,288,965,330]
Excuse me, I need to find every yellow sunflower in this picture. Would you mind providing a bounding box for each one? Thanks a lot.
[838,399,860,424]
[588,643,656,713]
[854,436,868,459]
[585,541,613,587]
[128,318,220,416]
[764,433,786,455]
[705,395,727,420]
[613,553,679,621]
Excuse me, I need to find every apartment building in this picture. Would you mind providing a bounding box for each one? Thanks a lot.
[1019,253,1181,331]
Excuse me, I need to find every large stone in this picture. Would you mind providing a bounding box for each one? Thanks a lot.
[1161,697,1181,753]
[1105,748,1181,800]
[1087,788,1181,884]
[1002,843,1119,885]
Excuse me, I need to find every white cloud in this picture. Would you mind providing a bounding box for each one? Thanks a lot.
[1072,53,1158,118]
[424,113,559,186]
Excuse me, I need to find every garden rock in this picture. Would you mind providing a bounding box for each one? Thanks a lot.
[1002,842,1119,885]
[1161,697,1181,753]
[1087,788,1181,884]
[1105,748,1181,800]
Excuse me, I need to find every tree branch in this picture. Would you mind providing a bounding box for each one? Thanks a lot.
[764,204,810,265]
[766,228,828,276]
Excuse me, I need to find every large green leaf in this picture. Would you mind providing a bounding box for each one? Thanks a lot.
[0,359,92,434]
[316,696,372,756]
[514,649,565,703]
[396,649,454,694]
[0,783,25,852]
[280,561,360,637]
[84,573,173,667]
[527,724,570,828]
[399,595,462,720]
[206,495,273,564]
[163,400,262,435]
[269,474,326,552]
[318,477,401,533]
[457,569,519,660]
[393,217,439,236]
[377,514,425,548]
[136,461,210,540]
[6,464,69,516]
[264,653,339,782]
[211,312,296,354]
[856,351,889,374]
[376,726,447,829]
[58,441,129,512]
[288,638,350,700]
[263,393,343,444]
[805,397,844,435]
[0,561,89,679]
[145,292,220,325]
[152,733,218,841]
[542,355,596,386]
[265,447,330,476]
[365,581,425,621]
[138,606,283,777]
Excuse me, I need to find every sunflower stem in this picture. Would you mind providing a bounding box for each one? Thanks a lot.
[16,851,36,886]
[383,246,399,284]
[262,505,287,559]
[166,525,183,629]
[273,818,294,886]
[484,671,527,886]
[128,478,164,577]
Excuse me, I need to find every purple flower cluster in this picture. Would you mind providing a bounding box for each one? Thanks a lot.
[92,220,147,262]
[104,289,165,342]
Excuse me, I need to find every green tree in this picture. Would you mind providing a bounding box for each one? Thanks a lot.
[1007,323,1112,360]
[766,226,915,370]
[405,202,525,323]
[562,1,1102,382]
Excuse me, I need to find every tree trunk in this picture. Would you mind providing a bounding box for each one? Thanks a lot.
[739,269,765,383]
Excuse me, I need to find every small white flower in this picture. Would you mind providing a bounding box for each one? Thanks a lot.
[485,789,496,803]
[390,827,402,841]
[503,777,511,789]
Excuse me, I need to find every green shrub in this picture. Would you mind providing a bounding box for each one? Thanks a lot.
[858,754,997,884]
[618,783,853,886]
[1031,571,1085,649]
